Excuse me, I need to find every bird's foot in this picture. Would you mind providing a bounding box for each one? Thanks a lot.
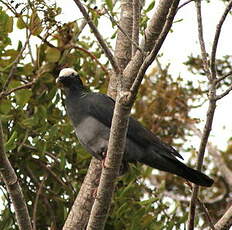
[101,151,107,168]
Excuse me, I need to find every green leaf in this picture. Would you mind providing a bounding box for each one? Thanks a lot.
[6,16,13,33]
[17,17,26,29]
[145,1,155,13]
[0,100,11,114]
[105,0,113,11]
[21,117,38,128]
[137,197,159,206]
[5,131,17,151]
[15,89,32,106]
[45,48,61,63]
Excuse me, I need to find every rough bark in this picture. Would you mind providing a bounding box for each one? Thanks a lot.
[123,0,175,89]
[214,205,232,230]
[0,121,32,230]
[86,92,131,230]
[114,0,133,71]
[62,158,102,230]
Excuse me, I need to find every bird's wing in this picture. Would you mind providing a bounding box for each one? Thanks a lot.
[85,93,183,160]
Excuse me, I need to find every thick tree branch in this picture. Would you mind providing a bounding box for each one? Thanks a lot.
[214,204,232,230]
[86,90,131,230]
[104,6,142,55]
[132,0,140,56]
[0,121,32,230]
[114,0,133,71]
[72,0,120,74]
[63,158,102,230]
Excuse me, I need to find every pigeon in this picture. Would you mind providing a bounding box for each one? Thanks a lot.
[57,68,214,187]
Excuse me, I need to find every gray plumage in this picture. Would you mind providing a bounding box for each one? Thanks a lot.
[57,68,214,187]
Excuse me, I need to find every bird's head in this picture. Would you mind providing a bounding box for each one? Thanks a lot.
[57,68,84,90]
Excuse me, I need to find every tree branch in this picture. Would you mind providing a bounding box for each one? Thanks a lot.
[132,0,140,56]
[62,158,102,230]
[189,124,232,187]
[195,0,210,79]
[86,90,131,230]
[210,0,232,80]
[103,5,142,55]
[32,176,47,230]
[215,83,232,100]
[0,80,35,99]
[187,98,216,230]
[214,204,232,230]
[72,0,120,74]
[0,121,32,230]
[2,34,31,91]
[188,2,232,227]
[114,0,133,71]
[178,0,194,10]
[65,44,109,75]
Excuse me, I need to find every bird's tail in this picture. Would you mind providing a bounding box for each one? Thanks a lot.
[140,153,214,187]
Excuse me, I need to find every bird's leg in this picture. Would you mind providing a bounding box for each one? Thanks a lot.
[101,151,107,168]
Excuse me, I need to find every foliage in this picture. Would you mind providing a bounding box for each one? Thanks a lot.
[0,1,231,230]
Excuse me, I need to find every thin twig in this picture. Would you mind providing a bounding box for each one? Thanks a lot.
[178,0,194,10]
[65,44,109,75]
[186,181,215,230]
[32,176,47,230]
[215,71,232,83]
[197,197,216,230]
[73,0,120,74]
[215,84,232,100]
[187,2,218,228]
[26,166,57,228]
[0,80,35,99]
[32,159,68,189]
[210,0,232,80]
[189,123,232,186]
[195,0,210,79]
[23,144,60,164]
[103,6,142,54]
[2,36,31,91]
[187,99,216,230]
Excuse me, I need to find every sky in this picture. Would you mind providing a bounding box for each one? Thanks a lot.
[55,0,232,151]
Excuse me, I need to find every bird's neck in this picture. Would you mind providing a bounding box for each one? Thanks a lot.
[65,84,86,99]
